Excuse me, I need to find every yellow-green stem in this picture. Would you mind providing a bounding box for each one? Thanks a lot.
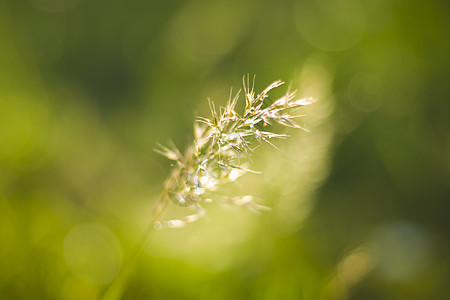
[100,191,168,300]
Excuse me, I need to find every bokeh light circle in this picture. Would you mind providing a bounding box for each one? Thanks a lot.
[294,0,366,51]
[63,223,122,285]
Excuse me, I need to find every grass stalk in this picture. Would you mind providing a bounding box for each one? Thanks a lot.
[100,190,168,300]
[101,76,313,299]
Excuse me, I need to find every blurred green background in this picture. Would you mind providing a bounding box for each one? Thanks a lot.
[1,0,449,299]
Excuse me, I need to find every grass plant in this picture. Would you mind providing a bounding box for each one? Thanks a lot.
[101,76,313,299]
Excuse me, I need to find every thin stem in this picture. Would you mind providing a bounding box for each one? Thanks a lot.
[100,191,168,300]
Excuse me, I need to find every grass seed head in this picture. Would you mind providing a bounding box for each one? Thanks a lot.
[155,77,314,228]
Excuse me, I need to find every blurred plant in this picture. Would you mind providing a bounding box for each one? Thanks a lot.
[154,76,314,228]
[101,76,313,300]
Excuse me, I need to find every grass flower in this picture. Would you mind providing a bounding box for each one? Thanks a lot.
[154,76,314,228]
[101,76,314,300]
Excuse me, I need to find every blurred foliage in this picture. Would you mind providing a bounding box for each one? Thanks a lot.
[0,0,449,299]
